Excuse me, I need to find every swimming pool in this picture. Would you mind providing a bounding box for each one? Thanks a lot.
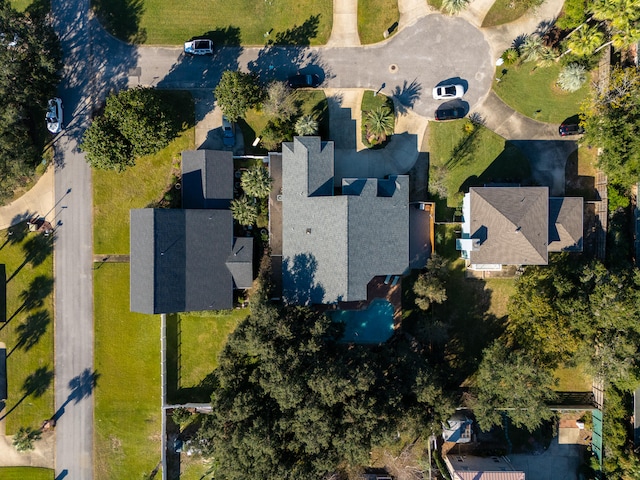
[331,298,395,344]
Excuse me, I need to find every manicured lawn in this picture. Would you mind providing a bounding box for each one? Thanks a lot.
[93,0,332,45]
[8,0,31,11]
[481,0,542,27]
[0,226,54,434]
[241,90,328,154]
[565,145,599,199]
[361,89,393,113]
[0,467,55,479]
[94,263,160,480]
[484,278,515,319]
[426,0,443,10]
[493,63,589,123]
[428,120,530,213]
[93,92,195,254]
[553,364,592,391]
[358,0,399,44]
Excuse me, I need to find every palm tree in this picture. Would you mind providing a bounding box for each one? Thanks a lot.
[519,35,545,62]
[240,165,272,198]
[567,25,605,57]
[230,196,258,226]
[501,48,520,66]
[442,0,470,15]
[536,46,557,67]
[294,115,318,136]
[12,426,42,452]
[590,0,640,49]
[364,107,394,145]
[557,64,587,92]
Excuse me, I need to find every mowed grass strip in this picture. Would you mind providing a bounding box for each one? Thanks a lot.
[481,0,540,27]
[93,91,195,254]
[358,0,399,44]
[493,63,589,123]
[94,263,160,480]
[0,227,54,433]
[95,0,332,45]
[428,120,530,208]
[0,467,55,480]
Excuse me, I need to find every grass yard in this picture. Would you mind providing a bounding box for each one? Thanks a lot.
[0,467,54,480]
[481,0,542,27]
[94,263,161,480]
[426,0,443,10]
[8,0,31,11]
[167,309,247,404]
[428,120,530,215]
[93,0,332,46]
[358,0,399,44]
[241,90,328,155]
[484,278,515,319]
[553,363,592,391]
[93,92,195,254]
[0,226,54,434]
[565,145,599,199]
[493,63,589,123]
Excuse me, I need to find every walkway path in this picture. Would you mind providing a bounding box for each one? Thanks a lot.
[397,0,431,30]
[459,0,495,27]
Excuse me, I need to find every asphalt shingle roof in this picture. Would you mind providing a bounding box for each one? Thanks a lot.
[548,197,583,252]
[469,187,549,265]
[281,137,409,304]
[181,150,233,209]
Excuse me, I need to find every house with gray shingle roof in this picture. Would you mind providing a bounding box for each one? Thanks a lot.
[457,187,582,270]
[130,150,253,314]
[445,454,525,480]
[280,137,411,305]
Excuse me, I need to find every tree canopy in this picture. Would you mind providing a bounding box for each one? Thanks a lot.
[0,0,62,203]
[581,67,640,187]
[240,165,272,198]
[193,296,451,479]
[81,87,181,171]
[214,71,264,122]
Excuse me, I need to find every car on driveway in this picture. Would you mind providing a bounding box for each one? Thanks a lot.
[46,97,63,134]
[222,116,235,147]
[558,123,584,136]
[184,39,213,55]
[287,73,321,89]
[434,106,464,121]
[433,84,464,100]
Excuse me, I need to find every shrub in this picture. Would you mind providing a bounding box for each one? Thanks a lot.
[557,63,587,92]
[442,0,470,14]
[230,196,258,226]
[363,107,394,146]
[263,81,298,120]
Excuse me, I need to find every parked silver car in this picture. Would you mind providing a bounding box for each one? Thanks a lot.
[46,97,63,134]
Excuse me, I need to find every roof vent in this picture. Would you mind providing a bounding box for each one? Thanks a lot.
[306,228,312,235]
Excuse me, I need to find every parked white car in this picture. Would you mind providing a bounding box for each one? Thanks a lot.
[432,84,464,100]
[184,39,214,55]
[46,98,63,134]
[222,116,235,147]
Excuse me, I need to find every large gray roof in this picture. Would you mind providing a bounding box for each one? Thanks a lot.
[181,150,233,209]
[469,187,549,265]
[281,137,409,304]
[130,209,235,314]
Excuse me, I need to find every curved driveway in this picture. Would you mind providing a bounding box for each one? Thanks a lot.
[116,15,494,118]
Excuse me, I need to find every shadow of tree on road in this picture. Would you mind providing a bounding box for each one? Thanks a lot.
[392,79,422,115]
[52,369,100,421]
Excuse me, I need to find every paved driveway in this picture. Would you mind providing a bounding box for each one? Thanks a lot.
[116,15,493,119]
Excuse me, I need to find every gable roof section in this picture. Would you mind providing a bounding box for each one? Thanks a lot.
[469,187,548,265]
[281,137,409,304]
[130,209,234,314]
[548,197,583,252]
[181,150,233,209]
[456,473,525,480]
[226,237,254,289]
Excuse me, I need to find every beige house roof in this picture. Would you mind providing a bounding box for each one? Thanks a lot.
[469,187,548,265]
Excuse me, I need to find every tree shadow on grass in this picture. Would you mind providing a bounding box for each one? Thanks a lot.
[6,234,53,283]
[8,310,50,357]
[268,15,321,46]
[0,366,54,420]
[198,26,242,46]
[0,219,30,252]
[3,275,54,327]
[459,141,531,193]
[93,0,147,44]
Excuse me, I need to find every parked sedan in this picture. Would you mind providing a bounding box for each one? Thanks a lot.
[434,107,465,121]
[46,97,63,134]
[184,39,213,55]
[558,123,584,136]
[287,73,321,89]
[432,84,464,100]
[222,116,235,147]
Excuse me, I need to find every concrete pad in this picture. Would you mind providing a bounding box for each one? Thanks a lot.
[509,438,583,480]
[0,431,55,468]
[398,0,431,31]
[0,166,54,230]
[459,0,495,28]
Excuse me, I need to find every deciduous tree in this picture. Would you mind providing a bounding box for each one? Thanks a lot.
[214,71,264,122]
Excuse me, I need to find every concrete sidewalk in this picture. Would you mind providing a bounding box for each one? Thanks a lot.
[327,0,361,47]
[0,167,54,230]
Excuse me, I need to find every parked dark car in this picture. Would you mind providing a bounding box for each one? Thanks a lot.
[434,107,464,121]
[287,73,321,89]
[559,123,584,136]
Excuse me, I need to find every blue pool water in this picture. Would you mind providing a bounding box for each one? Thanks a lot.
[331,298,395,344]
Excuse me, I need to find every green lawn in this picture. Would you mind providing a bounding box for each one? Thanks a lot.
[8,0,31,11]
[241,90,328,154]
[94,263,160,480]
[493,63,589,123]
[93,0,332,45]
[93,92,195,254]
[428,120,530,214]
[0,467,54,480]
[553,363,592,391]
[481,0,542,27]
[358,0,399,44]
[0,226,54,434]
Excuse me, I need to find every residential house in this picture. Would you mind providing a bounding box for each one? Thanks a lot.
[130,150,253,314]
[279,136,417,305]
[445,455,525,480]
[456,187,583,270]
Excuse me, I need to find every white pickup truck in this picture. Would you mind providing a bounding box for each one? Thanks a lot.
[184,39,214,55]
